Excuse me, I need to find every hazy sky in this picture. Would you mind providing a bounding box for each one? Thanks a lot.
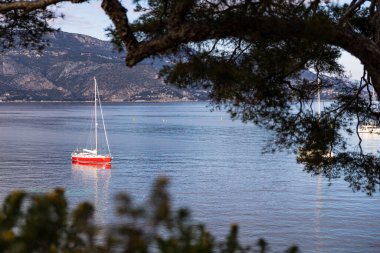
[51,1,364,80]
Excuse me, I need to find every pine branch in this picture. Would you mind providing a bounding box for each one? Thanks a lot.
[0,0,86,13]
[339,0,368,25]
[101,0,138,53]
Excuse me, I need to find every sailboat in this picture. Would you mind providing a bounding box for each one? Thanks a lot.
[71,77,112,165]
[358,86,380,134]
[298,76,333,163]
[358,122,380,134]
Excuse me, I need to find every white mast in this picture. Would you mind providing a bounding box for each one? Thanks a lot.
[317,77,321,117]
[94,77,98,155]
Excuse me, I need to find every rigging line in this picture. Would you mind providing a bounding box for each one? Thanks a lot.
[97,79,112,156]
[94,77,98,155]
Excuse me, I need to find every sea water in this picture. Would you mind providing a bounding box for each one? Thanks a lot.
[0,102,379,252]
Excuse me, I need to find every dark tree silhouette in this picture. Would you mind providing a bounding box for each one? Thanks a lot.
[102,0,380,195]
[0,0,86,50]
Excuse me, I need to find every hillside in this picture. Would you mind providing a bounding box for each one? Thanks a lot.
[0,32,208,102]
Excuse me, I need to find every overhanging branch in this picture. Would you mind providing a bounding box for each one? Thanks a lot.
[101,0,138,55]
[0,0,86,13]
[100,1,380,94]
[339,0,367,25]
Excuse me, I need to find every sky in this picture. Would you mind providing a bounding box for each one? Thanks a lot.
[51,0,364,80]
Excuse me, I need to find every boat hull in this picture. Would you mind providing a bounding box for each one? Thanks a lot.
[71,155,112,164]
[358,124,380,134]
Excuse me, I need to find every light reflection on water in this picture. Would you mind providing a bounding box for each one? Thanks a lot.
[71,164,111,225]
[0,102,379,253]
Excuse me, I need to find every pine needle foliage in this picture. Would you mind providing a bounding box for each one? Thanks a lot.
[0,178,298,253]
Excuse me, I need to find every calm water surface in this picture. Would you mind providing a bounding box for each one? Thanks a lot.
[0,102,379,252]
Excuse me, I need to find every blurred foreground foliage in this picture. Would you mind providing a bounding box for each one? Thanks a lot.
[0,178,298,253]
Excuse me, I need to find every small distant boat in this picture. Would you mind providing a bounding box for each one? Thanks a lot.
[358,87,380,134]
[71,77,112,165]
[358,122,380,134]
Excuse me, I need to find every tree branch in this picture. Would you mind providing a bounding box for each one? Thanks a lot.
[100,1,380,95]
[169,0,196,27]
[101,0,138,54]
[123,15,311,66]
[0,0,86,13]
[339,0,367,25]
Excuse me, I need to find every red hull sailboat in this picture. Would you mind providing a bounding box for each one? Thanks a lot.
[71,77,112,166]
[72,161,111,169]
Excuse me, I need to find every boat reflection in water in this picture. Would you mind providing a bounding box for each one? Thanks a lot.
[313,174,323,252]
[71,162,112,225]
[72,161,111,169]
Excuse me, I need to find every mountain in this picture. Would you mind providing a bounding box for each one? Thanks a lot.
[0,32,208,102]
[0,31,353,102]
